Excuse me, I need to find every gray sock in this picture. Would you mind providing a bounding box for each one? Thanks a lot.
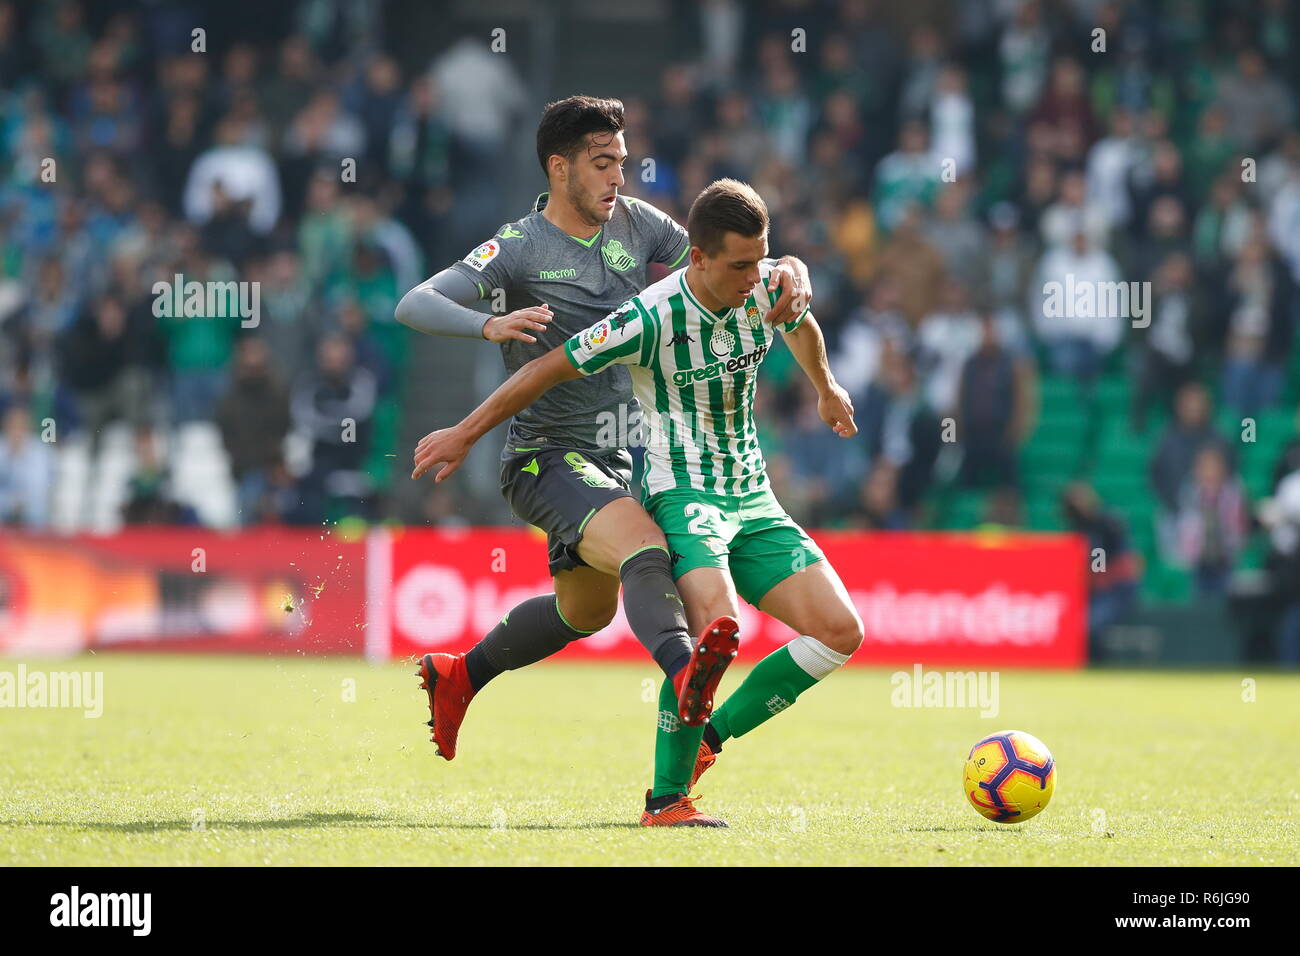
[465,594,595,690]
[619,546,694,675]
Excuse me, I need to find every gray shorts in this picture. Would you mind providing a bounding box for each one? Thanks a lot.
[499,444,635,576]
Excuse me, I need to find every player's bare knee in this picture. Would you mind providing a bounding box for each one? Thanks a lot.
[555,562,620,630]
[819,611,864,656]
[692,599,739,635]
[584,501,666,572]
[557,593,616,633]
[624,522,667,556]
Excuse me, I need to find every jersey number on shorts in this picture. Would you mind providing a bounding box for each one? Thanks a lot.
[684,501,724,535]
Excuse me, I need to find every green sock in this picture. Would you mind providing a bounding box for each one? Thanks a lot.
[709,644,822,743]
[651,677,705,798]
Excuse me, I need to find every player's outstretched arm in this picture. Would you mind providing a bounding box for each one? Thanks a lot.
[395,268,554,344]
[411,346,582,482]
[783,314,857,438]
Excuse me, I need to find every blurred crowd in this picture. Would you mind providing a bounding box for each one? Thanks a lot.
[1,0,1299,657]
[0,0,467,527]
[642,0,1299,661]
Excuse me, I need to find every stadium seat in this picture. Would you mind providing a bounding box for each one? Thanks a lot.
[171,422,238,528]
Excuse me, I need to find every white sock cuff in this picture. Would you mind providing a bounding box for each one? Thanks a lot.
[787,635,849,680]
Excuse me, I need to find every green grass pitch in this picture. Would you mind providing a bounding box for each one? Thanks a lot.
[1,655,1296,866]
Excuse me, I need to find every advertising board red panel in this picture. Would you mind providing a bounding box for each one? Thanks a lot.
[382,528,1087,668]
[0,527,1085,666]
[0,529,366,655]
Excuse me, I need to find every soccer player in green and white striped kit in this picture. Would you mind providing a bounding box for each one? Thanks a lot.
[413,179,864,826]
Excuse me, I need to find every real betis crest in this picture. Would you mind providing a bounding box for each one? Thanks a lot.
[744,302,762,329]
[601,239,636,272]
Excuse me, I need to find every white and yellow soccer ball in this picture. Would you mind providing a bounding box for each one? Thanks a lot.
[963,730,1056,823]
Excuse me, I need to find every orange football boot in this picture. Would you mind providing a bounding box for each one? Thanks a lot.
[639,791,728,827]
[676,616,740,726]
[417,653,475,760]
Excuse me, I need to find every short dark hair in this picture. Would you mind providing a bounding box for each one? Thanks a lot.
[535,96,626,176]
[687,179,769,256]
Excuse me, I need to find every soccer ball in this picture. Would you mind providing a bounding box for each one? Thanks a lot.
[963,730,1055,823]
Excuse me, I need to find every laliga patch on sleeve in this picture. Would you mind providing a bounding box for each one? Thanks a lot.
[580,319,611,351]
[463,239,501,272]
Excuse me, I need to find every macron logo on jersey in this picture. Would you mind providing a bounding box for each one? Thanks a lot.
[538,268,578,279]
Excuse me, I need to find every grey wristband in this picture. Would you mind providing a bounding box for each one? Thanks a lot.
[394,268,491,339]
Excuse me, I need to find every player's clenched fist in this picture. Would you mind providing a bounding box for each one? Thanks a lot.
[818,384,857,438]
[482,303,554,343]
[412,425,473,482]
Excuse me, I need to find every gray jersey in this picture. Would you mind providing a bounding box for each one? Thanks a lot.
[447,192,690,453]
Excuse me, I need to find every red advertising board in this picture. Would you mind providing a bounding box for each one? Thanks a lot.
[820,530,1088,667]
[0,527,1086,666]
[0,529,366,656]
[378,528,1087,668]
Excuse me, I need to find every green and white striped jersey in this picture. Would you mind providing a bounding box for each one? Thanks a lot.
[563,265,809,497]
